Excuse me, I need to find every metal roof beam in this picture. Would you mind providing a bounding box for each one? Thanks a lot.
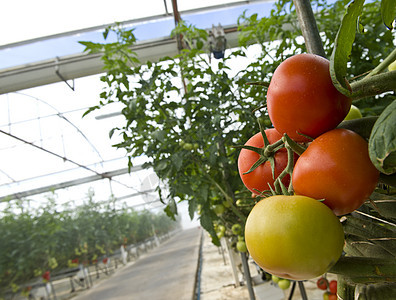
[0,27,239,95]
[0,165,143,202]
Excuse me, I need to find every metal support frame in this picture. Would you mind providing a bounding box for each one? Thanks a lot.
[241,252,256,300]
[55,57,75,91]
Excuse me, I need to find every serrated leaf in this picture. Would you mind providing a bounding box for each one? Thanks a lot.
[199,211,220,246]
[369,192,396,220]
[369,100,396,175]
[109,128,116,139]
[171,152,184,171]
[151,129,166,142]
[188,199,197,220]
[381,0,396,30]
[330,0,365,97]
[164,198,178,220]
[155,160,168,171]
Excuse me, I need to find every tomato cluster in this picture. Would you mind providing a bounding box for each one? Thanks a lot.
[239,54,380,282]
[317,277,337,300]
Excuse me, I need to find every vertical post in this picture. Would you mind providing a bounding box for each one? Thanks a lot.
[287,281,296,300]
[298,281,308,300]
[293,0,326,58]
[240,252,256,300]
[224,239,241,287]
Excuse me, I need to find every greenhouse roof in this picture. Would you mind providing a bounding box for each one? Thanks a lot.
[0,0,280,224]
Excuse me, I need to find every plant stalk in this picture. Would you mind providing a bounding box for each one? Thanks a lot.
[351,70,396,100]
[293,0,326,58]
[366,48,396,77]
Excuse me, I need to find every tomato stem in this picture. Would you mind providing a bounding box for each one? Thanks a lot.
[350,70,396,100]
[246,81,270,88]
[283,134,307,156]
[366,48,396,78]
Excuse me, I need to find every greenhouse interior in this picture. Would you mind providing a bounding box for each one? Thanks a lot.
[0,0,395,299]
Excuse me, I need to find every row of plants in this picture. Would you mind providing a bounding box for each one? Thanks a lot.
[80,0,395,297]
[0,190,180,292]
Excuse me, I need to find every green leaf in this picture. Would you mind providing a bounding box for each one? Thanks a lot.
[155,160,168,171]
[164,198,178,220]
[381,0,396,30]
[109,128,116,139]
[330,0,365,97]
[199,211,220,246]
[369,192,396,220]
[369,100,396,175]
[188,199,197,220]
[151,129,166,142]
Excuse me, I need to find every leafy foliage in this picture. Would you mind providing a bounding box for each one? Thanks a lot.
[80,0,394,247]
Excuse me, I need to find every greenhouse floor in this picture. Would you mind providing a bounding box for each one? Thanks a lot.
[199,232,338,300]
[24,227,338,300]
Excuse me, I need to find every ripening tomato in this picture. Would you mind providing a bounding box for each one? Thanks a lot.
[245,195,344,281]
[267,53,351,142]
[329,280,337,294]
[292,128,379,216]
[317,277,329,290]
[238,129,297,195]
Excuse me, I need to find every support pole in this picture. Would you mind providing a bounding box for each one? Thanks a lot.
[298,281,308,300]
[293,0,326,58]
[241,252,256,300]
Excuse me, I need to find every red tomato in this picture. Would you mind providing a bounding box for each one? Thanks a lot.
[317,277,329,290]
[292,129,379,216]
[238,129,296,195]
[267,54,351,142]
[42,271,50,282]
[329,280,337,294]
[328,294,337,300]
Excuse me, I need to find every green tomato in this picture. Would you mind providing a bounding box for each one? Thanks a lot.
[271,275,280,284]
[236,240,248,252]
[278,279,291,290]
[183,143,193,151]
[344,104,362,120]
[231,223,242,235]
[213,204,225,216]
[218,224,226,233]
[258,116,272,128]
[388,60,396,72]
[222,200,231,208]
[245,195,344,281]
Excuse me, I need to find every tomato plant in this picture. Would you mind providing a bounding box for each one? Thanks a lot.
[238,129,296,195]
[266,54,352,142]
[292,128,380,216]
[245,195,344,280]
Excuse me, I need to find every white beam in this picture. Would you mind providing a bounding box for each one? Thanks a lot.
[0,28,239,95]
[0,165,144,202]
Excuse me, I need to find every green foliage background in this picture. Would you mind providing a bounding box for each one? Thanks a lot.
[0,191,179,290]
